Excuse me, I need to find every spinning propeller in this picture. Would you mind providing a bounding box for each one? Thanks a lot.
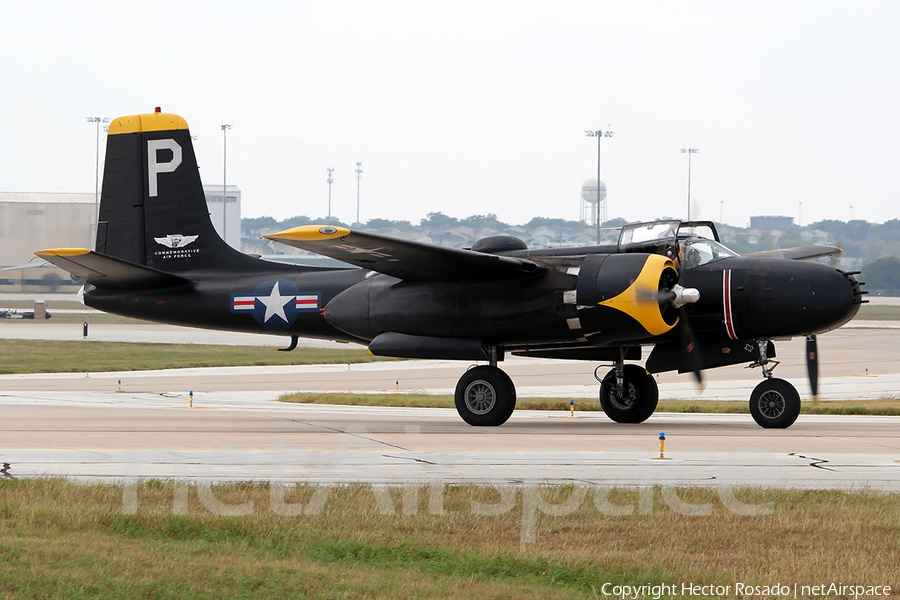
[806,334,819,405]
[678,303,704,387]
[655,269,704,386]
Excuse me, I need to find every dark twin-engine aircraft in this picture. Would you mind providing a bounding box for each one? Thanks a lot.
[38,111,865,429]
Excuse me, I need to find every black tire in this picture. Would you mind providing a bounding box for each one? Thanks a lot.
[749,378,800,429]
[454,366,517,426]
[599,364,659,423]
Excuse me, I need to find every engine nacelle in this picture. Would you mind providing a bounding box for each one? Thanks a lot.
[323,252,681,351]
[323,273,563,342]
[575,253,680,345]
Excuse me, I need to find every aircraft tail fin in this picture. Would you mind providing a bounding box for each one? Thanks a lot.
[96,110,256,272]
[35,248,190,290]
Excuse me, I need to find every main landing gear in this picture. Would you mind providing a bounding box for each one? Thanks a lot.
[453,347,664,427]
[454,347,516,426]
[596,358,659,424]
[747,340,800,429]
[594,348,659,423]
[454,366,516,426]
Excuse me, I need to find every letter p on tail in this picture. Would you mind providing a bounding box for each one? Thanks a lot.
[147,139,183,197]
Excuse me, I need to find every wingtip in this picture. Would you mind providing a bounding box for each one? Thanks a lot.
[264,225,351,241]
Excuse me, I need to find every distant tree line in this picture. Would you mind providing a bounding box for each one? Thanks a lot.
[243,212,628,235]
[860,256,900,295]
[242,213,900,294]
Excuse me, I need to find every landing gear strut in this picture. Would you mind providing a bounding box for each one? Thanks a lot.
[454,346,516,426]
[597,355,659,423]
[747,340,800,429]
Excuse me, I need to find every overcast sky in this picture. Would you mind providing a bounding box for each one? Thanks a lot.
[2,1,898,229]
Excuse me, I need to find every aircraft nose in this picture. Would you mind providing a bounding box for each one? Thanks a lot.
[757,261,863,335]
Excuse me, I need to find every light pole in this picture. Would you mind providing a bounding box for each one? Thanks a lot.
[221,124,232,247]
[355,162,363,225]
[680,148,699,221]
[86,116,110,249]
[326,167,334,220]
[799,202,802,227]
[720,200,724,224]
[585,128,614,243]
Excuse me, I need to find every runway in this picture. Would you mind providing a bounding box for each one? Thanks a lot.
[1,390,899,490]
[2,315,900,490]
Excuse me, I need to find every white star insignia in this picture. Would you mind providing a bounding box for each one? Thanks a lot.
[257,281,292,323]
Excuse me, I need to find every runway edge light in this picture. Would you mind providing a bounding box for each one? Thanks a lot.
[653,432,672,461]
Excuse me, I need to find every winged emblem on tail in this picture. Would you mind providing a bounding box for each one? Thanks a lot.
[154,234,199,249]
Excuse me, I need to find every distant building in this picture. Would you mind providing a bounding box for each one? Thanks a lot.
[0,193,94,265]
[203,185,241,250]
[0,192,94,292]
[750,215,794,231]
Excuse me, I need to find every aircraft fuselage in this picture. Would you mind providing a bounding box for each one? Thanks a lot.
[84,253,861,354]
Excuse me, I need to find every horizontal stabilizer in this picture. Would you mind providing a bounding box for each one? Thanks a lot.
[1,261,54,271]
[264,226,544,282]
[742,245,842,261]
[34,248,191,290]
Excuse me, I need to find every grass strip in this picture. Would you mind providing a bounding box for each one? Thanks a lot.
[0,339,390,374]
[279,392,900,416]
[0,479,898,598]
[855,304,900,320]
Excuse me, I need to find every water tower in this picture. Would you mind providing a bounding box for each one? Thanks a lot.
[580,178,607,227]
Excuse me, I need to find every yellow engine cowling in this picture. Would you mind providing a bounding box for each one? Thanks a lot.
[575,253,680,345]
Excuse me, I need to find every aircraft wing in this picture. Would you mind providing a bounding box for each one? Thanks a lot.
[35,248,191,290]
[741,245,843,261]
[264,226,545,282]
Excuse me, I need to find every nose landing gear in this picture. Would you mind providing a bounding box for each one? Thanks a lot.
[747,340,800,428]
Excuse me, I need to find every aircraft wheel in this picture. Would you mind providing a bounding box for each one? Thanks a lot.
[599,364,659,424]
[455,366,516,426]
[749,378,800,429]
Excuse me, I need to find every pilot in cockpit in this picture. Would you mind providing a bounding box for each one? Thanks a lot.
[685,246,702,269]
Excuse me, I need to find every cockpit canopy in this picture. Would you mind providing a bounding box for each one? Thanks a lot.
[617,220,738,269]
[678,238,739,269]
